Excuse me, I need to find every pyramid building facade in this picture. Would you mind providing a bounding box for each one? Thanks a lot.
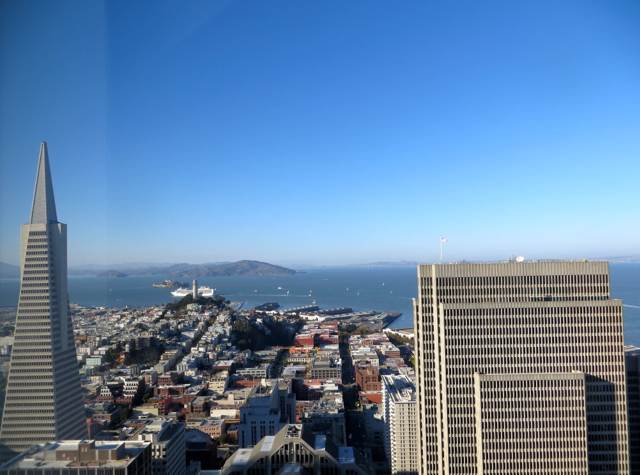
[0,143,86,460]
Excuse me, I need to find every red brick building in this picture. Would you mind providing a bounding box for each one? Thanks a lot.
[158,372,184,386]
[356,367,381,392]
[293,333,315,347]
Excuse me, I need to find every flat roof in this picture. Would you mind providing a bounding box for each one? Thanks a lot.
[232,449,252,465]
[3,441,148,469]
[261,436,275,452]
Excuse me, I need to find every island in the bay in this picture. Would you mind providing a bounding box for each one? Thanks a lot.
[152,280,189,288]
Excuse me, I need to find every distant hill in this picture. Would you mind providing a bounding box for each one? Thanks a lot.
[351,261,419,267]
[96,270,128,278]
[68,260,298,277]
[69,262,180,275]
[163,260,298,277]
[0,262,19,279]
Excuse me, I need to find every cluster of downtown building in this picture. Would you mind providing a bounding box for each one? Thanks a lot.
[1,144,639,475]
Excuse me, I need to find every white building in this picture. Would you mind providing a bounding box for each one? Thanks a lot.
[381,375,417,475]
[210,371,229,394]
[236,364,271,378]
[238,380,296,448]
[122,377,145,398]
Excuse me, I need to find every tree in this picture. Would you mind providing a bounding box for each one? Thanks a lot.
[217,433,228,445]
[120,407,131,422]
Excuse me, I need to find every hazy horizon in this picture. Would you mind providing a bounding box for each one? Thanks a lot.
[3,253,640,270]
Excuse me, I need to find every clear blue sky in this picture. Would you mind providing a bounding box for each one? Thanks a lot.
[1,0,639,267]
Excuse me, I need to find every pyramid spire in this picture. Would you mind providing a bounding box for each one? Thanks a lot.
[29,142,58,224]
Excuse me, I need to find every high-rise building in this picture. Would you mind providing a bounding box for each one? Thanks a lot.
[0,143,86,460]
[414,261,630,475]
[134,419,185,475]
[238,380,296,448]
[382,375,418,475]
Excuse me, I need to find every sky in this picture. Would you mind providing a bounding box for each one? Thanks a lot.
[1,1,639,267]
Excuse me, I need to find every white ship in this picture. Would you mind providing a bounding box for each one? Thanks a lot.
[171,286,215,297]
[171,288,191,297]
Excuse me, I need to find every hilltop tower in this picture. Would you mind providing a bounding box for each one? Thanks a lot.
[0,143,86,460]
[192,279,197,299]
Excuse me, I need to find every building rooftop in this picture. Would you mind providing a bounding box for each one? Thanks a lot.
[424,258,601,265]
[0,440,149,469]
[249,382,274,398]
[224,424,368,474]
[382,375,416,403]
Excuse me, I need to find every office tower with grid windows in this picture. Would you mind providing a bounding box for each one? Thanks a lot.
[0,143,86,461]
[414,261,630,475]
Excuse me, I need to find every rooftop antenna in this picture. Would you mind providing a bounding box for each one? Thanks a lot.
[440,237,447,263]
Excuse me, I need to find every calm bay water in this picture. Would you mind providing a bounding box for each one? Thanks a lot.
[1,264,640,346]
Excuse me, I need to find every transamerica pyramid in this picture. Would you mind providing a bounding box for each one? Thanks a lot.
[0,143,86,461]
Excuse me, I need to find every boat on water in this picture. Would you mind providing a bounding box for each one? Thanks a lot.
[171,288,190,297]
[171,287,215,297]
[198,287,215,297]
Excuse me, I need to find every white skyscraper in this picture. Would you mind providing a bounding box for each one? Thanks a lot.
[382,375,418,475]
[414,261,630,475]
[0,143,86,460]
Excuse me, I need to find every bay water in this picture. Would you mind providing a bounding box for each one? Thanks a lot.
[1,264,639,346]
